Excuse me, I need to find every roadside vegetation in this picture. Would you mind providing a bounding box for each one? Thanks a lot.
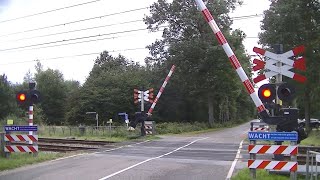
[0,152,66,171]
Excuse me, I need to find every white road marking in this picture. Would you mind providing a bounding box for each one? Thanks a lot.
[98,137,209,180]
[226,140,243,180]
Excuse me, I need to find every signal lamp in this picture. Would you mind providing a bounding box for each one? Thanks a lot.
[277,83,295,102]
[16,91,28,105]
[258,84,276,103]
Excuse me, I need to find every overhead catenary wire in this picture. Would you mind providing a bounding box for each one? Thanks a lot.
[0,0,103,24]
[0,26,167,52]
[2,28,165,53]
[0,19,144,44]
[0,12,260,40]
[0,13,262,51]
[0,47,147,66]
[0,7,149,38]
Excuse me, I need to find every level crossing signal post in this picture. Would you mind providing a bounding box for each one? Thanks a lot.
[133,88,154,136]
[16,82,41,156]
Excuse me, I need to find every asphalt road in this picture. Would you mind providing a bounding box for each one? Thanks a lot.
[0,121,253,180]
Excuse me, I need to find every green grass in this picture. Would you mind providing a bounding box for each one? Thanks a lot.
[0,152,67,171]
[231,169,290,180]
[300,130,320,146]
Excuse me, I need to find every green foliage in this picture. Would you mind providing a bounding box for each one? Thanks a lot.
[300,130,320,146]
[35,68,67,125]
[65,51,151,125]
[144,0,254,123]
[0,74,16,120]
[231,168,290,180]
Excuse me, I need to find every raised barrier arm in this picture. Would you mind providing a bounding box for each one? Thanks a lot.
[193,0,270,119]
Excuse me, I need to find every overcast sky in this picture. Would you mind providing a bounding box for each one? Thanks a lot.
[0,0,271,86]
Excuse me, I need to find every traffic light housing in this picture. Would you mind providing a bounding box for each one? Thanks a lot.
[277,83,295,102]
[258,84,276,103]
[29,90,41,104]
[16,90,41,106]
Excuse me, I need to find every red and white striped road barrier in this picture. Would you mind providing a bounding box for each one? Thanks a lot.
[193,0,268,115]
[5,134,38,142]
[252,127,269,132]
[248,160,298,172]
[5,145,38,153]
[248,145,298,155]
[253,46,306,83]
[147,65,176,115]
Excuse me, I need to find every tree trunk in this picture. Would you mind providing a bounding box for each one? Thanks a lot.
[208,95,214,127]
[305,87,311,134]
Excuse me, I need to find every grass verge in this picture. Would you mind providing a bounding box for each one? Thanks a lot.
[300,129,320,146]
[231,168,290,180]
[0,152,69,171]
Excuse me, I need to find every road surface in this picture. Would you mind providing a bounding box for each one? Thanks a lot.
[0,121,253,180]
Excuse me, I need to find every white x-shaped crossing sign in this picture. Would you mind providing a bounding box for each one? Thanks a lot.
[252,45,306,83]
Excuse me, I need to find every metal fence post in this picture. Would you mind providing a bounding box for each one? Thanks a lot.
[250,140,256,180]
[0,133,4,157]
[307,148,310,180]
[290,140,297,180]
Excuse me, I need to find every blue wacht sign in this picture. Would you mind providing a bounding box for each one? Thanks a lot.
[248,131,298,141]
[4,125,38,132]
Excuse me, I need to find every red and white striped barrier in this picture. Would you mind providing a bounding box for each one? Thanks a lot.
[5,145,38,153]
[147,65,176,115]
[248,145,298,155]
[248,160,297,172]
[252,127,269,132]
[193,0,268,116]
[5,134,38,142]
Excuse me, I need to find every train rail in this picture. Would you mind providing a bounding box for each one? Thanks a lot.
[38,138,115,146]
[11,138,117,153]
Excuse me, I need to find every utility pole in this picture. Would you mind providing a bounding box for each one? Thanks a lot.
[274,44,283,107]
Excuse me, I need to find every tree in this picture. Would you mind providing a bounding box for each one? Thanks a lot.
[0,74,16,120]
[144,0,254,125]
[66,51,151,125]
[35,68,67,125]
[259,0,320,132]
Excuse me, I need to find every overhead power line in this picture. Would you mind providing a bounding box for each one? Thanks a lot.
[0,26,166,52]
[0,12,260,39]
[0,0,102,24]
[231,14,262,20]
[0,7,148,38]
[0,47,147,66]
[11,30,164,53]
[0,19,143,44]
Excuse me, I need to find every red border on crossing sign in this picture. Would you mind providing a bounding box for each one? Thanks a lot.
[252,45,306,83]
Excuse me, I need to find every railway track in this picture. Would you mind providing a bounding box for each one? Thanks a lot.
[11,138,117,153]
[38,138,115,146]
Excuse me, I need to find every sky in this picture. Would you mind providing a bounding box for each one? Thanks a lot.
[0,0,271,86]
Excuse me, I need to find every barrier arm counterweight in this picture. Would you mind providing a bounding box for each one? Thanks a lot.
[147,65,176,116]
[193,0,270,119]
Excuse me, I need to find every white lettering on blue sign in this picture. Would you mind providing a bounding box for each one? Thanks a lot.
[248,132,298,141]
[248,133,270,139]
